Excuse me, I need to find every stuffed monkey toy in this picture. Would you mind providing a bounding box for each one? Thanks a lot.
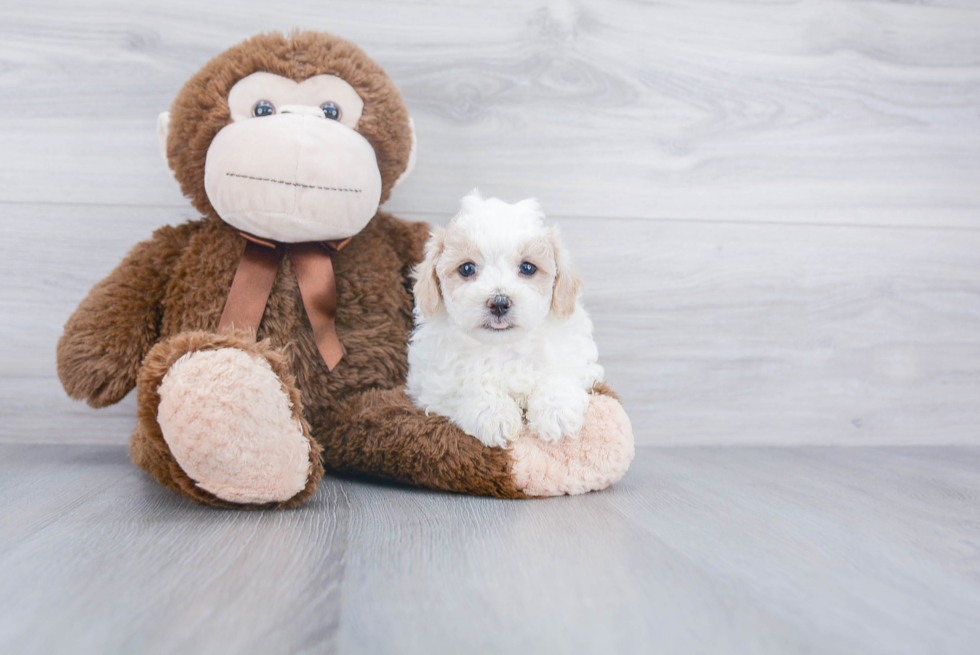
[56,31,634,509]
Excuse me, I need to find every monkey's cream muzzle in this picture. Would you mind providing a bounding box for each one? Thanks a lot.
[203,109,382,243]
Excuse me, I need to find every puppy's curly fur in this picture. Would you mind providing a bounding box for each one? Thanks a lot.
[407,191,604,447]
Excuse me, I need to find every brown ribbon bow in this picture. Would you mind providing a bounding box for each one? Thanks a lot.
[218,232,351,371]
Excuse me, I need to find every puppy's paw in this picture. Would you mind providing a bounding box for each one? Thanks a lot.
[527,385,590,443]
[455,395,524,448]
[510,393,635,497]
[474,406,523,448]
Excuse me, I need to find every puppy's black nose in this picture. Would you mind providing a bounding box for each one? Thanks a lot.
[488,295,511,316]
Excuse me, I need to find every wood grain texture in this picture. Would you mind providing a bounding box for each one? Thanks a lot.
[2,6,978,651]
[4,203,979,446]
[2,1,979,447]
[0,445,350,654]
[0,0,978,225]
[1,444,978,654]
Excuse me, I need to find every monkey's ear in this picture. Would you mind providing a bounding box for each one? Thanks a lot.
[413,228,446,319]
[550,226,582,320]
[156,112,170,163]
[157,111,178,180]
[392,117,417,189]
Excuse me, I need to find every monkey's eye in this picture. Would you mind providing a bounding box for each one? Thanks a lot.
[519,262,537,276]
[320,101,342,120]
[252,100,276,117]
[458,262,477,278]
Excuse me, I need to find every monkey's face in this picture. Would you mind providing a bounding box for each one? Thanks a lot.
[202,72,383,243]
[161,32,417,244]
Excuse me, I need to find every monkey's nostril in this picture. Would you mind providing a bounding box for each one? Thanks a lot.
[487,295,512,316]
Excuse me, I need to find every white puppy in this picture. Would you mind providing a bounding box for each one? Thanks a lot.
[406,191,604,448]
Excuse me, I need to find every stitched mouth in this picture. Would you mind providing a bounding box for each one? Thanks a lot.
[226,172,362,193]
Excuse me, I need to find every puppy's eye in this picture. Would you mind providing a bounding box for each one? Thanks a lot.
[519,262,537,276]
[252,100,276,117]
[458,262,477,278]
[320,101,341,120]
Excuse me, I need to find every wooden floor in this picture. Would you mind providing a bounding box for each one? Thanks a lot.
[1,444,978,654]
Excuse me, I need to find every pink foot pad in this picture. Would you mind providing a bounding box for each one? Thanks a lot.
[157,347,314,504]
[510,394,635,497]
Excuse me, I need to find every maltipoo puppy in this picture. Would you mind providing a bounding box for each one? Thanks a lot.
[406,190,604,448]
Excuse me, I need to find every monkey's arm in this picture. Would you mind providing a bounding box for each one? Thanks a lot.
[57,223,195,408]
[322,388,528,498]
[321,384,633,498]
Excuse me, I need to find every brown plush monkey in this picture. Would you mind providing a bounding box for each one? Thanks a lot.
[56,31,634,509]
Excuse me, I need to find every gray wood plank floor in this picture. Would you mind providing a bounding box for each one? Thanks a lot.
[1,444,978,655]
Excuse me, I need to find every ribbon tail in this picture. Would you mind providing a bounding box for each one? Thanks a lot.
[218,240,282,336]
[290,243,344,371]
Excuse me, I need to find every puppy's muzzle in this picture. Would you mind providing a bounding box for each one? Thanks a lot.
[487,295,512,317]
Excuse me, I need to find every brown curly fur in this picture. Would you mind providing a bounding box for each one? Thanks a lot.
[57,223,195,408]
[320,389,525,498]
[57,32,526,507]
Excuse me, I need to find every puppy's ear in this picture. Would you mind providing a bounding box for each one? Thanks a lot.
[550,226,582,319]
[413,228,446,318]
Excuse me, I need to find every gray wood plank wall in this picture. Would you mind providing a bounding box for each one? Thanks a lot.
[1,0,978,446]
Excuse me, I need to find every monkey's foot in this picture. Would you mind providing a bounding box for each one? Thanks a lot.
[157,347,315,504]
[509,393,634,497]
[132,331,322,508]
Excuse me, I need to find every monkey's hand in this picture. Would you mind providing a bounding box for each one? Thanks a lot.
[57,223,194,408]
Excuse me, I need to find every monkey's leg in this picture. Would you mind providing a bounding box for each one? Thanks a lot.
[318,385,633,498]
[130,331,323,509]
